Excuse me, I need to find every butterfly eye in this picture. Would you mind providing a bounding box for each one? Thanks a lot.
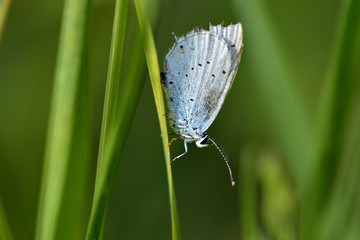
[200,134,209,145]
[195,134,210,148]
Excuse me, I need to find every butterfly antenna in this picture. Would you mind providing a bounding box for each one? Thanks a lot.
[209,137,235,186]
[171,32,178,41]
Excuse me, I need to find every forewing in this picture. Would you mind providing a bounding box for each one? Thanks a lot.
[192,23,243,132]
[163,23,243,133]
[210,23,244,72]
[163,36,194,121]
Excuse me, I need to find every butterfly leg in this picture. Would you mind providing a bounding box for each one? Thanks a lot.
[171,140,188,165]
[168,137,180,146]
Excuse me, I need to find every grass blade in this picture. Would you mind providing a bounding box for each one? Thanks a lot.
[303,0,360,238]
[35,0,90,239]
[256,151,299,240]
[0,197,13,240]
[85,0,130,239]
[96,0,129,173]
[239,147,259,240]
[0,0,11,43]
[239,147,299,240]
[86,0,164,238]
[317,120,360,240]
[233,0,311,191]
[134,0,181,239]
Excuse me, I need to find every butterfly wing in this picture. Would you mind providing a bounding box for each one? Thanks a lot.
[195,23,243,133]
[163,23,243,133]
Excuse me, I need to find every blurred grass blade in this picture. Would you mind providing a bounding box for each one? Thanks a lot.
[96,0,128,172]
[239,147,299,240]
[317,107,360,240]
[256,151,299,240]
[344,187,360,240]
[133,0,181,239]
[0,0,12,43]
[303,0,360,238]
[239,146,259,240]
[233,0,311,191]
[0,197,13,240]
[85,0,129,239]
[316,84,360,240]
[35,0,90,239]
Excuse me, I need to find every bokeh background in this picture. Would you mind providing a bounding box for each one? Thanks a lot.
[1,0,359,239]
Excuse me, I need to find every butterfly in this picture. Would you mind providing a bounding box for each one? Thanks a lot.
[161,22,243,186]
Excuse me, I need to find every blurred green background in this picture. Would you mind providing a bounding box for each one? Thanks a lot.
[0,0,359,239]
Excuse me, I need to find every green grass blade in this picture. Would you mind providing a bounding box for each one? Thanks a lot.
[0,197,13,240]
[35,0,90,239]
[345,187,360,240]
[233,0,311,191]
[316,105,360,240]
[0,0,12,43]
[239,147,259,240]
[239,147,299,240]
[85,0,129,239]
[96,0,129,174]
[315,70,360,240]
[303,0,360,238]
[133,0,181,239]
[86,0,164,238]
[256,152,299,240]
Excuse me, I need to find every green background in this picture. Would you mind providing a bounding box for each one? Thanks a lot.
[1,0,359,239]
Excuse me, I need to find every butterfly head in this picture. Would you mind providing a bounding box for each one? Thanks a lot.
[195,133,210,148]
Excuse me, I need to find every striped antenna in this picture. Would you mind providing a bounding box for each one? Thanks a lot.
[209,137,235,186]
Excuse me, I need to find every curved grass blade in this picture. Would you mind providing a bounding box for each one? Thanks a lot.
[0,197,13,240]
[86,0,164,238]
[134,0,181,239]
[233,0,311,192]
[96,0,129,173]
[85,0,130,239]
[0,0,12,43]
[304,0,360,238]
[35,0,90,239]
[317,117,360,240]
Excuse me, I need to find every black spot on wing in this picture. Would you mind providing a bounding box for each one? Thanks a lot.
[160,72,166,87]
